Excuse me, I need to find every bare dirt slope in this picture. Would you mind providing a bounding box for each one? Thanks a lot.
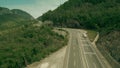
[27,46,67,68]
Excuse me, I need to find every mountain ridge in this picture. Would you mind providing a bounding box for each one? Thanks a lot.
[0,7,34,30]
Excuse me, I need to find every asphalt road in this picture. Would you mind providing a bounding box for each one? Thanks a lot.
[63,29,111,68]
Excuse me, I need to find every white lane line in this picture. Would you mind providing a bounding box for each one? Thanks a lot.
[84,54,90,68]
[88,41,105,68]
[76,34,85,68]
[78,33,88,68]
[93,63,97,68]
[95,54,105,68]
[66,32,72,68]
[79,33,90,68]
[84,34,105,68]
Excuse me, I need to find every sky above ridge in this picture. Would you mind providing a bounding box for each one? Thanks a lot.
[0,0,68,18]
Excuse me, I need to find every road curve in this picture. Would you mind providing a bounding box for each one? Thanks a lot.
[63,28,111,68]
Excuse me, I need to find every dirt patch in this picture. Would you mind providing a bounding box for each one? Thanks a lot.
[26,46,67,68]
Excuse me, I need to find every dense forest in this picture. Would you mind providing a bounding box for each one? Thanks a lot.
[38,0,120,67]
[39,0,120,31]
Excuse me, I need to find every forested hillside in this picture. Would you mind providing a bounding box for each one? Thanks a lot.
[11,9,33,20]
[0,7,34,30]
[0,6,68,68]
[39,0,120,30]
[38,0,120,66]
[0,24,67,68]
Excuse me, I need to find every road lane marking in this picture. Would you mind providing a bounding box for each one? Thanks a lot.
[83,34,105,68]
[78,33,88,68]
[78,33,86,68]
[95,54,104,68]
[65,33,72,68]
[78,33,90,68]
[76,33,85,68]
[88,40,105,68]
[84,54,90,68]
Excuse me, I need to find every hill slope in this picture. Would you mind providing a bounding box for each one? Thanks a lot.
[11,9,33,20]
[38,0,120,66]
[0,7,68,68]
[0,7,34,30]
[0,24,67,68]
[39,0,120,30]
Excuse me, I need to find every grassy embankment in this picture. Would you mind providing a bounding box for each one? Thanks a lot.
[0,24,68,68]
[86,30,97,42]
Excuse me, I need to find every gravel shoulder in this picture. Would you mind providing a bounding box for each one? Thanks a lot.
[26,45,67,68]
